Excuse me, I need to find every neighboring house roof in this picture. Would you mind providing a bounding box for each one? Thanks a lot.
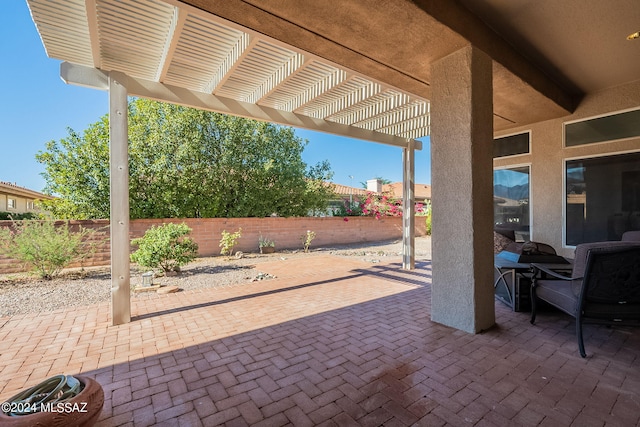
[330,181,432,201]
[330,183,372,198]
[0,181,53,200]
[382,182,431,200]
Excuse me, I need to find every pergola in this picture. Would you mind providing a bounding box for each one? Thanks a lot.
[28,0,640,334]
[28,0,427,325]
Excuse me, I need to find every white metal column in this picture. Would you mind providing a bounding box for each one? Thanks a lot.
[109,72,131,325]
[402,141,415,270]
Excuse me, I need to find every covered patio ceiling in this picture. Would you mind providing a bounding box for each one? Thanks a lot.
[27,0,640,149]
[27,0,640,331]
[28,0,429,149]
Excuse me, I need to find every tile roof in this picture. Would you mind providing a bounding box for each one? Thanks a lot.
[0,181,52,200]
[383,182,431,200]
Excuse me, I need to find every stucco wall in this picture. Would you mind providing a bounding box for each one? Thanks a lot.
[0,194,37,215]
[0,216,427,274]
[494,79,640,258]
[0,191,42,215]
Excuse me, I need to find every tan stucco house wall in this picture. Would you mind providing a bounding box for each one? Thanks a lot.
[0,182,52,215]
[494,79,640,258]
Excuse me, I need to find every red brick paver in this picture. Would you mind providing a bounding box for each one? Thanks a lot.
[1,255,639,426]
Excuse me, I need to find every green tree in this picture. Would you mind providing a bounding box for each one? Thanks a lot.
[37,117,110,219]
[36,99,334,219]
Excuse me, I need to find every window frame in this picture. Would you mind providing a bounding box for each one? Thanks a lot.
[7,198,16,210]
[563,107,640,149]
[493,130,532,159]
[563,148,640,248]
[494,163,532,242]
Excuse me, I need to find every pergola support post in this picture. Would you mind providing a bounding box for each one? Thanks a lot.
[402,141,415,270]
[109,72,131,325]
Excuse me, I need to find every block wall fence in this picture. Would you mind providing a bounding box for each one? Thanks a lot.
[0,217,426,274]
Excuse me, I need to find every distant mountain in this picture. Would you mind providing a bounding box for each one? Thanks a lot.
[494,184,529,201]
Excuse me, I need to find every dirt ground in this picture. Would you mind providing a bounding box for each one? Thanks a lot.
[0,236,431,317]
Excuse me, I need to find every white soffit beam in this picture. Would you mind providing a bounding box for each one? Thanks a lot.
[61,62,421,150]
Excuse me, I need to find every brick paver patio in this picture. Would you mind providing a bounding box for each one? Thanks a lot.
[1,255,639,426]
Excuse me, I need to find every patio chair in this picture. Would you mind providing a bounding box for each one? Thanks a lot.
[621,230,640,241]
[530,241,640,357]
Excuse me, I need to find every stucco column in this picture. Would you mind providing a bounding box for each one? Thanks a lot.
[430,46,495,333]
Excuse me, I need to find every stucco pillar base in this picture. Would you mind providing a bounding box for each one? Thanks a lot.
[430,46,495,333]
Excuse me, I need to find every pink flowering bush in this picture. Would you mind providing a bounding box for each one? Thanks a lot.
[361,192,402,219]
[332,199,363,217]
[333,193,427,221]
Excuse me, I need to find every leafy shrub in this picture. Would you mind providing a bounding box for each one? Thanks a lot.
[362,192,402,219]
[0,220,94,279]
[421,200,432,235]
[219,228,242,256]
[130,223,198,272]
[0,211,37,220]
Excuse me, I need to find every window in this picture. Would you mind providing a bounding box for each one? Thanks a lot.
[494,132,530,158]
[26,201,35,210]
[565,109,640,147]
[494,166,530,241]
[7,198,16,209]
[566,152,640,245]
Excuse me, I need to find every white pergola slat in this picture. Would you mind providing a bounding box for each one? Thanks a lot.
[28,0,430,143]
[28,0,431,324]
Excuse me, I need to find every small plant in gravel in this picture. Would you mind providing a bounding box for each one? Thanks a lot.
[130,223,198,273]
[258,234,275,248]
[301,230,316,253]
[0,219,95,279]
[219,228,242,257]
[258,234,276,254]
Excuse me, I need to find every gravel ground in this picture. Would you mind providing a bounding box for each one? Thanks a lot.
[0,237,431,317]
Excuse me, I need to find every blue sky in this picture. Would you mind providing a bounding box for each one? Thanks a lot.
[1,1,431,193]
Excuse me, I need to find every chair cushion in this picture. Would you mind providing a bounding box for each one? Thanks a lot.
[494,228,516,241]
[572,242,640,279]
[621,230,640,241]
[494,231,513,254]
[536,279,579,316]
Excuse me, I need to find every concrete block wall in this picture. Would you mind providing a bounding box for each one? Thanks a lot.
[0,216,427,274]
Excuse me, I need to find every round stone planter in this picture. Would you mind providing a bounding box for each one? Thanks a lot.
[260,246,276,254]
[0,376,104,427]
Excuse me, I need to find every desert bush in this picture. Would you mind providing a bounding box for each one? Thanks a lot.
[301,230,316,253]
[0,220,94,279]
[130,223,198,272]
[219,228,242,257]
